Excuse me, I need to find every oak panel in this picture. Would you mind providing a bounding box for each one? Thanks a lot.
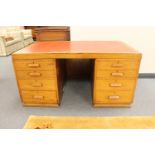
[18,79,57,91]
[95,90,133,104]
[95,79,136,91]
[96,59,139,70]
[96,69,138,79]
[21,90,58,104]
[16,70,56,80]
[14,59,56,71]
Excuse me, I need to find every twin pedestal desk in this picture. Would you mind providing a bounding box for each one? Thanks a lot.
[12,41,142,107]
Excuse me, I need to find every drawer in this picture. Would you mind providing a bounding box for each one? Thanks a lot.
[21,90,58,104]
[16,70,56,79]
[14,59,56,70]
[96,59,139,70]
[18,79,57,90]
[96,69,138,79]
[95,91,133,104]
[95,79,136,90]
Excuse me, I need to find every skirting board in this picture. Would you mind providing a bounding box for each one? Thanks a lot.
[139,73,155,78]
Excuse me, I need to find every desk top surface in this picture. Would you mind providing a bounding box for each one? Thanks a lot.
[13,41,141,59]
[15,41,139,54]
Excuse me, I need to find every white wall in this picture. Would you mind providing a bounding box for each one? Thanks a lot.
[0,26,23,29]
[71,26,155,73]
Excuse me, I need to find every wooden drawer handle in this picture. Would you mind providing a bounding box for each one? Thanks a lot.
[111,72,124,76]
[112,64,123,67]
[108,95,120,99]
[110,83,122,87]
[28,63,40,68]
[33,95,44,99]
[29,72,41,77]
[31,83,43,87]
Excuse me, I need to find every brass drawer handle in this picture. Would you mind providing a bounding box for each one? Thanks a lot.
[111,72,124,77]
[112,64,123,67]
[29,72,41,77]
[33,95,44,99]
[28,63,40,68]
[108,95,120,99]
[110,83,122,87]
[31,83,43,87]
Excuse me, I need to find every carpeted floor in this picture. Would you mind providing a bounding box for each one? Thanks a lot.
[24,116,155,129]
[0,56,155,129]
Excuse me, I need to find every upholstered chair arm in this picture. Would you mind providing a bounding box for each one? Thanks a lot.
[7,31,23,40]
[21,29,32,36]
[0,29,8,37]
[0,36,7,55]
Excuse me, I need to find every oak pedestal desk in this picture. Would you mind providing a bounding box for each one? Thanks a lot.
[12,41,142,107]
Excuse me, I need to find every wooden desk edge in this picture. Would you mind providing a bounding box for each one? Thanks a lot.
[12,52,142,60]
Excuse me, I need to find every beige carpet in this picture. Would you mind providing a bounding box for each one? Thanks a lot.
[24,115,155,129]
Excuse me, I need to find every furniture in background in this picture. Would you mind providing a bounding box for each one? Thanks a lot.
[21,29,34,46]
[0,30,24,56]
[35,26,70,41]
[6,27,34,46]
[12,41,142,107]
[0,27,33,56]
[24,26,70,40]
[24,26,43,40]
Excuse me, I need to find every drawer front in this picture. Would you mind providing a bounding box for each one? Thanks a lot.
[16,70,56,79]
[95,79,136,91]
[96,69,138,79]
[18,80,57,90]
[96,59,139,70]
[95,91,133,104]
[21,90,58,104]
[14,59,56,70]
